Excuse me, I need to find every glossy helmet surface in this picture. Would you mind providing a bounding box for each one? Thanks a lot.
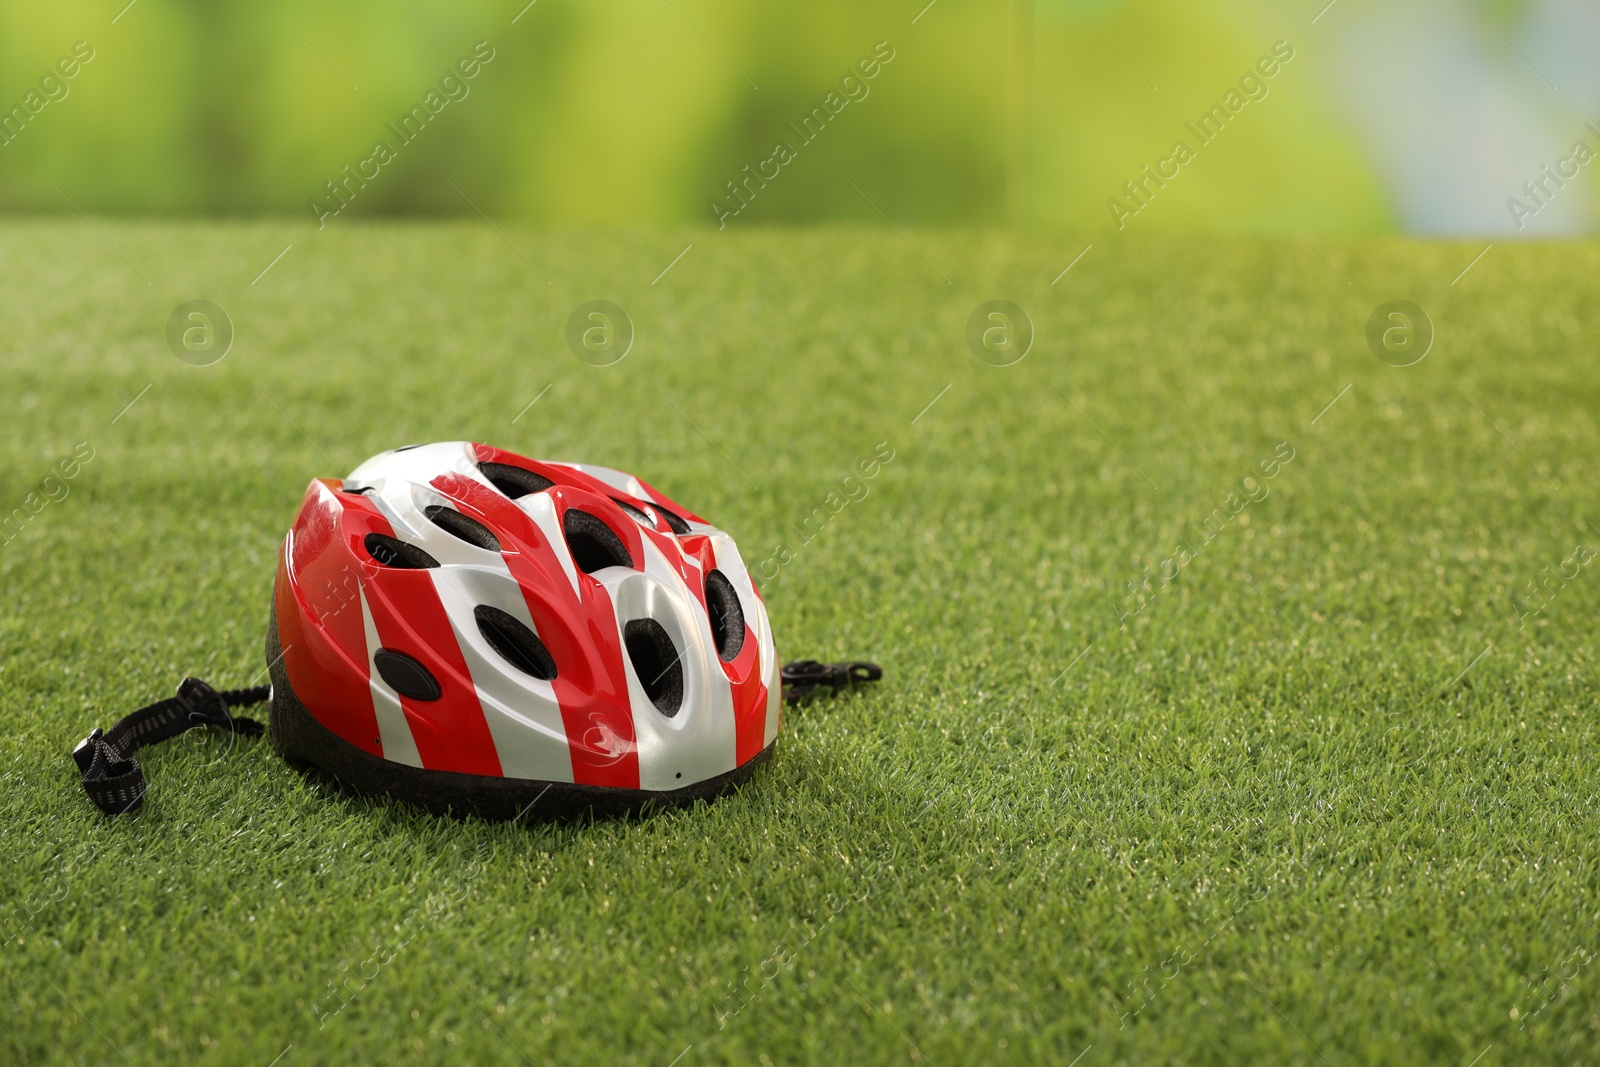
[266,442,780,818]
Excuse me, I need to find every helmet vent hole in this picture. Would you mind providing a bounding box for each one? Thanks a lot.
[424,506,502,552]
[624,619,684,717]
[373,649,442,701]
[704,570,746,662]
[562,510,635,573]
[474,606,557,681]
[655,505,692,535]
[612,498,654,527]
[364,532,440,569]
[480,462,555,500]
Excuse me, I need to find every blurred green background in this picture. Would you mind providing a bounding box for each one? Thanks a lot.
[1,0,1596,234]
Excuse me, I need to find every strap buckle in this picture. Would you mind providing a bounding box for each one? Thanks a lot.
[71,727,105,775]
[780,660,883,703]
[72,676,270,816]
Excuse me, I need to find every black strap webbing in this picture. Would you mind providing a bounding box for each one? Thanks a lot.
[71,677,268,816]
[781,660,882,704]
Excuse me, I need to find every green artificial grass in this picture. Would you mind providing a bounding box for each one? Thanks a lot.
[2,222,1598,1065]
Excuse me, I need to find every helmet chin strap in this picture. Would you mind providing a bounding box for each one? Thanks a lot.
[71,678,268,816]
[780,660,883,703]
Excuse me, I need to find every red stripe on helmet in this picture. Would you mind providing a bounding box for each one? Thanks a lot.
[724,631,768,766]
[461,446,770,774]
[640,524,768,764]
[275,479,382,757]
[333,485,503,777]
[433,469,641,788]
[711,546,770,766]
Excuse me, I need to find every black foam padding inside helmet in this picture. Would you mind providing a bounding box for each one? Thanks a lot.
[624,618,684,717]
[704,570,745,662]
[612,498,654,526]
[475,605,557,681]
[424,506,502,552]
[654,505,692,535]
[364,532,439,569]
[562,509,634,573]
[479,462,555,499]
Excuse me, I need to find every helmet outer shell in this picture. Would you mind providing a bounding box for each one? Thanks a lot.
[268,442,780,812]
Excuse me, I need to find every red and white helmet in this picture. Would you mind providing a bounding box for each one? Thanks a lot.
[266,441,781,818]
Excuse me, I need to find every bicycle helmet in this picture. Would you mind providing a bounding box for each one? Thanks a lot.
[265,441,781,818]
[71,441,880,819]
